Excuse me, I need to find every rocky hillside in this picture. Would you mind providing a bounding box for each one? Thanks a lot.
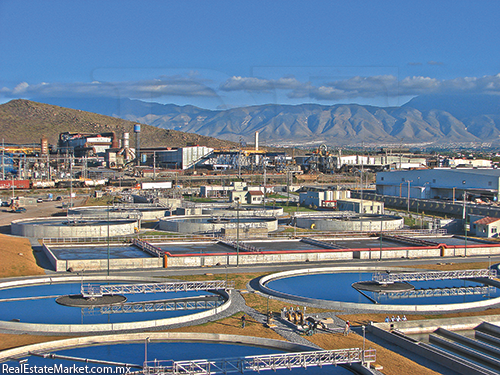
[0,99,235,148]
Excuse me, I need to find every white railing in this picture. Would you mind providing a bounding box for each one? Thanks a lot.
[83,296,223,315]
[142,348,376,375]
[81,280,234,298]
[132,238,163,257]
[383,286,496,300]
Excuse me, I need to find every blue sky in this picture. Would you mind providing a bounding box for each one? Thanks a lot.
[1,0,500,109]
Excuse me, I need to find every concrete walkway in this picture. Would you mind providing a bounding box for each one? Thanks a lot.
[237,291,323,349]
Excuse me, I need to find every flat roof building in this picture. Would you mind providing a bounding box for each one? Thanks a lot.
[376,169,500,201]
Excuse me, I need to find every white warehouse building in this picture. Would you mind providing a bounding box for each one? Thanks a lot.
[159,146,213,170]
[376,169,500,201]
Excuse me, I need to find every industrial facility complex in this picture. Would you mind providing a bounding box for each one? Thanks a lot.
[2,129,500,375]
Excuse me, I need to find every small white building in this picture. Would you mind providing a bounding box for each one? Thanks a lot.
[246,190,264,204]
[299,190,351,208]
[473,217,500,238]
[336,199,384,214]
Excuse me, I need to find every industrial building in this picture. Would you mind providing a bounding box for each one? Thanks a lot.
[58,132,118,157]
[376,169,500,201]
[157,145,214,170]
[295,146,427,173]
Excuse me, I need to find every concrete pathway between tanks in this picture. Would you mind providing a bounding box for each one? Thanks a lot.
[236,291,322,350]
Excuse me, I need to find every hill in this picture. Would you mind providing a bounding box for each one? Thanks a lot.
[0,99,235,148]
[30,96,500,147]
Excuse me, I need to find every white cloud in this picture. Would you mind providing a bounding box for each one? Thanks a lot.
[12,82,29,94]
[5,72,500,104]
[220,76,303,91]
[223,73,500,100]
[3,76,218,99]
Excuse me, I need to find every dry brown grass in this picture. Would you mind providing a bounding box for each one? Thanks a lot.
[307,332,439,375]
[0,333,73,351]
[242,292,338,315]
[173,272,267,290]
[169,313,284,341]
[0,234,45,278]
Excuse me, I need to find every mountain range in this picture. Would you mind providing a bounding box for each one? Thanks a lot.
[26,94,500,147]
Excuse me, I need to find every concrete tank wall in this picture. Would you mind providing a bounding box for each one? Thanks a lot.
[296,214,403,231]
[42,243,163,272]
[165,249,353,268]
[11,217,138,238]
[159,215,278,234]
[69,206,170,220]
[201,206,284,217]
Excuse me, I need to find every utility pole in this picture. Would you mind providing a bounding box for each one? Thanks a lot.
[238,137,242,179]
[379,213,383,261]
[107,203,110,276]
[236,197,240,267]
[69,155,73,214]
[463,191,468,256]
[1,138,4,180]
[153,152,156,180]
[406,180,413,213]
[287,170,290,206]
[263,167,267,208]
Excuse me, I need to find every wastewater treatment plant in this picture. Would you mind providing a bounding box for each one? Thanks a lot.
[2,195,500,375]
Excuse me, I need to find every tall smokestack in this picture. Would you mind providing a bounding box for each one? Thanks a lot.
[255,131,259,165]
[111,131,118,148]
[134,124,141,166]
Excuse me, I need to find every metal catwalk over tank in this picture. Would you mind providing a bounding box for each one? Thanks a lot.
[83,295,223,315]
[139,348,376,375]
[81,280,233,298]
[373,269,497,284]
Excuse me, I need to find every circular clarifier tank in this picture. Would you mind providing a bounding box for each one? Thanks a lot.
[257,267,500,312]
[0,277,231,334]
[0,335,356,375]
[295,213,403,231]
[11,217,138,238]
[201,204,284,217]
[159,215,278,234]
[69,205,171,220]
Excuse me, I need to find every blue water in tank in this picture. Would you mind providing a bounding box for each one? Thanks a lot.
[0,283,216,324]
[266,272,500,305]
[2,342,354,374]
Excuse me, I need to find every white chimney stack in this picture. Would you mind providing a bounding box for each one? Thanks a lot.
[123,132,130,148]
